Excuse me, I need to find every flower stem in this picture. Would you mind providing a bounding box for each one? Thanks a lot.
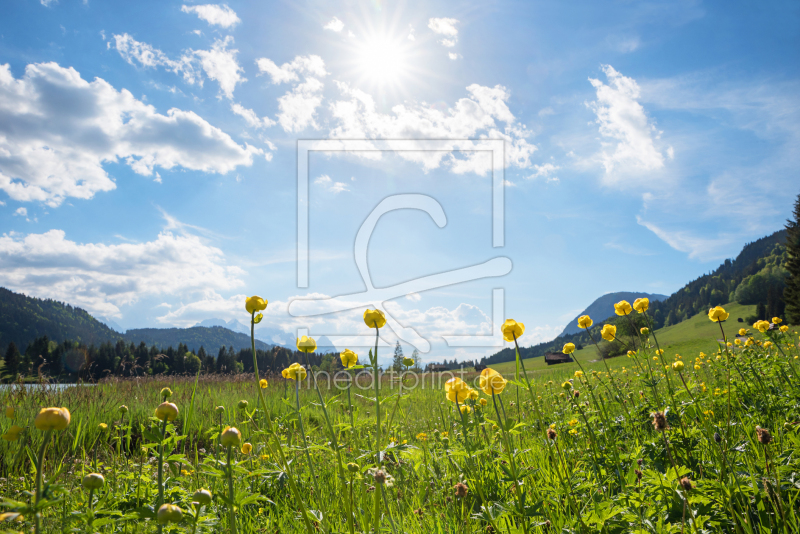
[33,429,52,534]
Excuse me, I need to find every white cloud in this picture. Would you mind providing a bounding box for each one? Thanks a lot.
[113,33,245,99]
[587,65,669,184]
[408,26,415,41]
[230,103,275,128]
[0,224,245,317]
[256,55,327,132]
[0,62,261,206]
[255,55,326,84]
[315,174,348,194]
[181,4,241,28]
[448,52,460,60]
[323,16,344,32]
[41,0,57,6]
[429,17,460,54]
[14,207,27,217]
[527,163,560,182]
[327,82,536,173]
[636,216,739,261]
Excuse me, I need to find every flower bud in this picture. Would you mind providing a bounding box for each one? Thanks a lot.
[82,473,105,490]
[160,387,173,399]
[215,406,225,415]
[220,426,241,448]
[237,400,249,411]
[347,462,360,473]
[34,407,71,431]
[118,405,129,414]
[192,488,212,506]
[156,504,183,524]
[155,402,179,422]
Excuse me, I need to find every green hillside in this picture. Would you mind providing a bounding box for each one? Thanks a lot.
[489,301,756,378]
[123,326,271,352]
[0,287,119,353]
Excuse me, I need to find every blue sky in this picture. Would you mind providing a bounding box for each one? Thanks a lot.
[1,0,798,363]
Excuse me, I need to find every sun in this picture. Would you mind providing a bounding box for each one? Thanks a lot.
[356,33,409,87]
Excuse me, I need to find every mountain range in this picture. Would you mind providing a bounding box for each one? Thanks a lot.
[559,292,668,336]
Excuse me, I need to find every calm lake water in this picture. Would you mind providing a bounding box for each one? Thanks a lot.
[0,383,94,391]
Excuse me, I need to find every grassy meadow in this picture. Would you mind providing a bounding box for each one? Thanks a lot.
[1,300,799,533]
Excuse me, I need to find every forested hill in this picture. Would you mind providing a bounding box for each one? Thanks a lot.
[0,287,119,353]
[481,228,789,367]
[0,288,271,354]
[122,327,271,353]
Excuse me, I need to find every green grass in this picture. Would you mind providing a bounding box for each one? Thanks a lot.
[1,302,798,534]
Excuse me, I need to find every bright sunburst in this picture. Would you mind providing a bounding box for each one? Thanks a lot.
[355,33,409,87]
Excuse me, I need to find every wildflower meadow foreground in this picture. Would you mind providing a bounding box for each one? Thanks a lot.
[1,296,799,533]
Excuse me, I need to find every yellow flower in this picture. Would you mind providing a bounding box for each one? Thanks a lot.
[296,335,317,353]
[245,296,268,314]
[460,405,472,415]
[155,402,179,422]
[738,328,748,336]
[157,504,183,524]
[633,298,649,313]
[734,338,741,345]
[480,398,488,406]
[403,357,415,367]
[445,377,471,403]
[672,361,684,372]
[501,319,525,342]
[282,362,307,381]
[160,387,173,399]
[1,425,23,441]
[754,320,770,333]
[220,426,242,448]
[468,389,479,401]
[340,349,358,368]
[98,423,108,431]
[577,315,593,329]
[416,432,428,441]
[656,349,664,355]
[363,308,386,328]
[259,379,268,389]
[694,365,701,370]
[779,325,789,333]
[764,341,773,349]
[627,350,635,357]
[562,343,575,354]
[574,370,583,379]
[561,381,572,390]
[772,317,782,324]
[241,442,253,455]
[614,300,632,316]
[708,306,729,322]
[600,324,617,341]
[4,406,14,419]
[479,368,507,395]
[34,407,71,431]
[568,418,578,426]
[640,327,649,335]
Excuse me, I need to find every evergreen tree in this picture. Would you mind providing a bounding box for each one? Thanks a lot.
[392,341,404,371]
[4,342,20,381]
[785,192,800,324]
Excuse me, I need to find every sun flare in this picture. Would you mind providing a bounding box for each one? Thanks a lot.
[356,33,408,86]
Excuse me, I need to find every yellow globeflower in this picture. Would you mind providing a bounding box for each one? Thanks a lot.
[468,389,479,401]
[600,324,617,341]
[764,341,773,349]
[501,319,525,342]
[772,317,782,324]
[614,300,632,316]
[445,377,471,403]
[562,343,575,354]
[780,325,789,333]
[82,473,105,490]
[296,335,317,353]
[633,298,649,313]
[738,328,748,336]
[259,379,268,389]
[98,423,108,431]
[403,357,415,367]
[363,309,387,328]
[479,368,507,395]
[460,405,472,415]
[754,320,770,333]
[155,402,179,422]
[220,426,242,447]
[34,407,71,431]
[1,425,23,441]
[245,296,268,314]
[282,362,307,381]
[672,361,684,372]
[640,327,649,335]
[480,398,488,406]
[192,489,213,506]
[340,349,358,368]
[708,306,729,322]
[241,442,253,455]
[577,315,593,329]
[561,381,573,390]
